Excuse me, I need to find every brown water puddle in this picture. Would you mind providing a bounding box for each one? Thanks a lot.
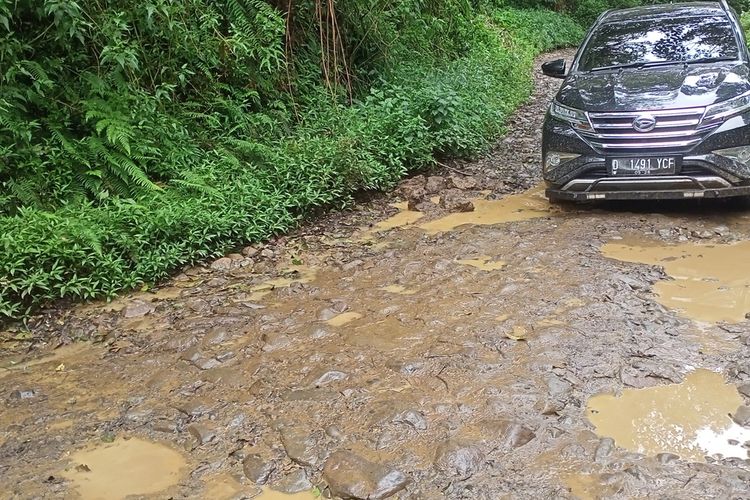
[202,474,244,499]
[602,238,750,323]
[256,488,319,499]
[0,342,96,378]
[62,437,186,499]
[373,201,424,232]
[587,369,750,461]
[247,265,318,301]
[419,185,552,234]
[326,311,363,326]
[456,255,506,271]
[564,472,620,500]
[380,284,417,295]
[343,317,422,350]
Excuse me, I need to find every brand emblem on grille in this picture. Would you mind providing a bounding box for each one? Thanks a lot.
[632,114,657,132]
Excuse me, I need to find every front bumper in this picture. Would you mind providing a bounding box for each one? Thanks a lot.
[542,111,750,201]
[546,182,750,201]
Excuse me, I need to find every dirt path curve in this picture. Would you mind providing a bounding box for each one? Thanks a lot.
[4,49,750,499]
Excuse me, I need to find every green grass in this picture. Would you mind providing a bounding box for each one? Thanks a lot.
[0,6,583,320]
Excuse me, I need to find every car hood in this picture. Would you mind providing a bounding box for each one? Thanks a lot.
[556,63,750,112]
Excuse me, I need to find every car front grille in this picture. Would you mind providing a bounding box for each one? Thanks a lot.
[577,108,719,153]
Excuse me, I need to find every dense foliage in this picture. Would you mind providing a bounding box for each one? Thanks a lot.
[0,0,585,319]
[8,0,741,319]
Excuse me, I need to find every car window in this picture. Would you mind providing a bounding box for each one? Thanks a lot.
[579,16,739,71]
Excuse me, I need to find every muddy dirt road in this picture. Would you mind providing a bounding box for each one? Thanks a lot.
[4,49,750,499]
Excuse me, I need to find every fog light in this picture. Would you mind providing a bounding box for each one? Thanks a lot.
[544,152,581,173]
[715,145,750,166]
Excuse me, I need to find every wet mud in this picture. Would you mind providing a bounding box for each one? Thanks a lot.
[4,49,750,499]
[603,238,750,323]
[62,437,186,499]
[587,369,750,461]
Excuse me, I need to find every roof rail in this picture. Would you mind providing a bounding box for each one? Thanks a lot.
[720,0,731,11]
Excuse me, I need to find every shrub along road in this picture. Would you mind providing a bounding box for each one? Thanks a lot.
[3,50,750,499]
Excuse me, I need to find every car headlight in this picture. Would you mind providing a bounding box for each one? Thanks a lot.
[549,101,592,130]
[544,151,581,173]
[714,145,750,166]
[702,91,750,125]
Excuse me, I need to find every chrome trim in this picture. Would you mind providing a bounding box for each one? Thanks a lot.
[561,175,732,192]
[591,118,702,129]
[588,107,706,119]
[587,138,703,149]
[581,107,711,153]
[579,129,702,140]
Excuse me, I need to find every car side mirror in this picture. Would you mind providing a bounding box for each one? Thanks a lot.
[542,59,567,79]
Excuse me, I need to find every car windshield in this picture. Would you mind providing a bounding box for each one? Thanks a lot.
[579,15,739,71]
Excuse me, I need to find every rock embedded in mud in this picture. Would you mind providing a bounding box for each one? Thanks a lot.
[9,389,36,400]
[242,454,275,484]
[738,383,750,399]
[425,175,446,194]
[203,327,231,345]
[397,175,426,198]
[433,440,485,479]
[594,437,615,463]
[325,425,344,441]
[152,420,178,433]
[406,188,427,211]
[449,174,478,190]
[393,410,427,431]
[439,189,475,213]
[242,245,259,257]
[731,406,750,427]
[274,468,313,494]
[656,452,680,464]
[187,423,216,445]
[180,348,223,370]
[123,300,155,318]
[307,369,349,388]
[323,450,409,500]
[280,427,322,467]
[481,419,536,450]
[210,257,233,271]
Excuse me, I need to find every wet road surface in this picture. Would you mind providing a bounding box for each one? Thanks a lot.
[4,50,750,499]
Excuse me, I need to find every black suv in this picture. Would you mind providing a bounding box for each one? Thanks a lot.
[541,1,750,201]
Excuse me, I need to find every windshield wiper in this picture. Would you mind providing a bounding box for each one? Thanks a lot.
[588,60,684,72]
[683,56,738,65]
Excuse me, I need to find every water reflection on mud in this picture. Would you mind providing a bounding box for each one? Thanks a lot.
[419,185,553,234]
[61,437,185,499]
[456,255,506,271]
[602,239,750,323]
[587,369,750,461]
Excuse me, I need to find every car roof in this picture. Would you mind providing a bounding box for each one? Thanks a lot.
[601,2,728,23]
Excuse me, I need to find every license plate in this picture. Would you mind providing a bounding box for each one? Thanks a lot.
[606,157,680,176]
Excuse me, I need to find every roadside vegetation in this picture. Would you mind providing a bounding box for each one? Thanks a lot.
[0,0,746,319]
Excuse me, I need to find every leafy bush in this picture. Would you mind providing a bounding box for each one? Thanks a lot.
[0,2,583,320]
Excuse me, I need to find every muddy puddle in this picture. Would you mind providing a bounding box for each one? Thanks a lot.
[419,185,553,234]
[372,201,424,231]
[380,284,417,295]
[326,311,363,327]
[564,473,620,500]
[456,255,506,271]
[256,488,319,499]
[602,238,750,323]
[587,369,750,461]
[62,437,186,499]
[244,265,318,301]
[0,342,98,379]
[343,316,424,350]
